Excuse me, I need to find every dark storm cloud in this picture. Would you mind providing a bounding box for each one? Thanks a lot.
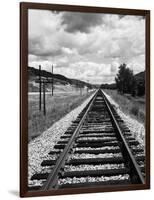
[61,12,103,33]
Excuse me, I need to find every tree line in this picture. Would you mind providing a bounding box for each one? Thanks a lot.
[115,63,145,97]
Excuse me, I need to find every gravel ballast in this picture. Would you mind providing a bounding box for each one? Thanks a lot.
[74,146,120,151]
[58,174,130,185]
[64,164,125,172]
[68,153,122,160]
[28,92,95,184]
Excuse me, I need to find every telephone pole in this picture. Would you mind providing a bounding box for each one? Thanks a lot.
[43,82,46,116]
[51,65,53,96]
[39,65,42,111]
[87,80,89,93]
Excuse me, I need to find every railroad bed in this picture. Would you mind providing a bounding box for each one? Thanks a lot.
[29,89,145,190]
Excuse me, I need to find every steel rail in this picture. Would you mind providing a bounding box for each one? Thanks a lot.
[101,90,144,184]
[41,90,98,190]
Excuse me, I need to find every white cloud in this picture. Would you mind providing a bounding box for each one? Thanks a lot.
[28,10,145,84]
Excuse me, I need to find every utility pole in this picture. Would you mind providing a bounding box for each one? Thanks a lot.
[80,84,82,96]
[43,82,46,116]
[87,80,89,93]
[51,65,53,96]
[39,65,42,111]
[36,65,54,116]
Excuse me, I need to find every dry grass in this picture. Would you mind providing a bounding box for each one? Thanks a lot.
[104,89,145,125]
[28,91,93,141]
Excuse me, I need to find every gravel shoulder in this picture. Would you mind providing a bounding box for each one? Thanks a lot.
[103,90,145,148]
[28,92,95,183]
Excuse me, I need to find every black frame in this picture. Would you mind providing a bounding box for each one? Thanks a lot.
[20,2,150,197]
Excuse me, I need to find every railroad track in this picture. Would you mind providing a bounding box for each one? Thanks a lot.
[29,89,145,190]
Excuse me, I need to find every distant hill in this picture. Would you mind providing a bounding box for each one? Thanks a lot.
[134,71,145,84]
[134,71,145,96]
[28,66,95,89]
[100,83,117,89]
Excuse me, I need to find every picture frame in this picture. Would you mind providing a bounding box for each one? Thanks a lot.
[20,2,150,197]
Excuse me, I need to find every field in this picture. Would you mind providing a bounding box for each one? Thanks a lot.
[28,86,93,141]
[104,89,145,125]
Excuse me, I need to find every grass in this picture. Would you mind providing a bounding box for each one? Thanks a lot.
[103,89,145,125]
[28,89,93,141]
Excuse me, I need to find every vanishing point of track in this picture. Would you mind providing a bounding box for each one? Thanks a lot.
[29,89,145,190]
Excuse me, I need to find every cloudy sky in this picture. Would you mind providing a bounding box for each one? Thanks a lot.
[28,9,145,84]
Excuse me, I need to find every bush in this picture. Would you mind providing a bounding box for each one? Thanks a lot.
[131,89,136,97]
[137,84,145,96]
[130,106,139,117]
[139,110,145,123]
